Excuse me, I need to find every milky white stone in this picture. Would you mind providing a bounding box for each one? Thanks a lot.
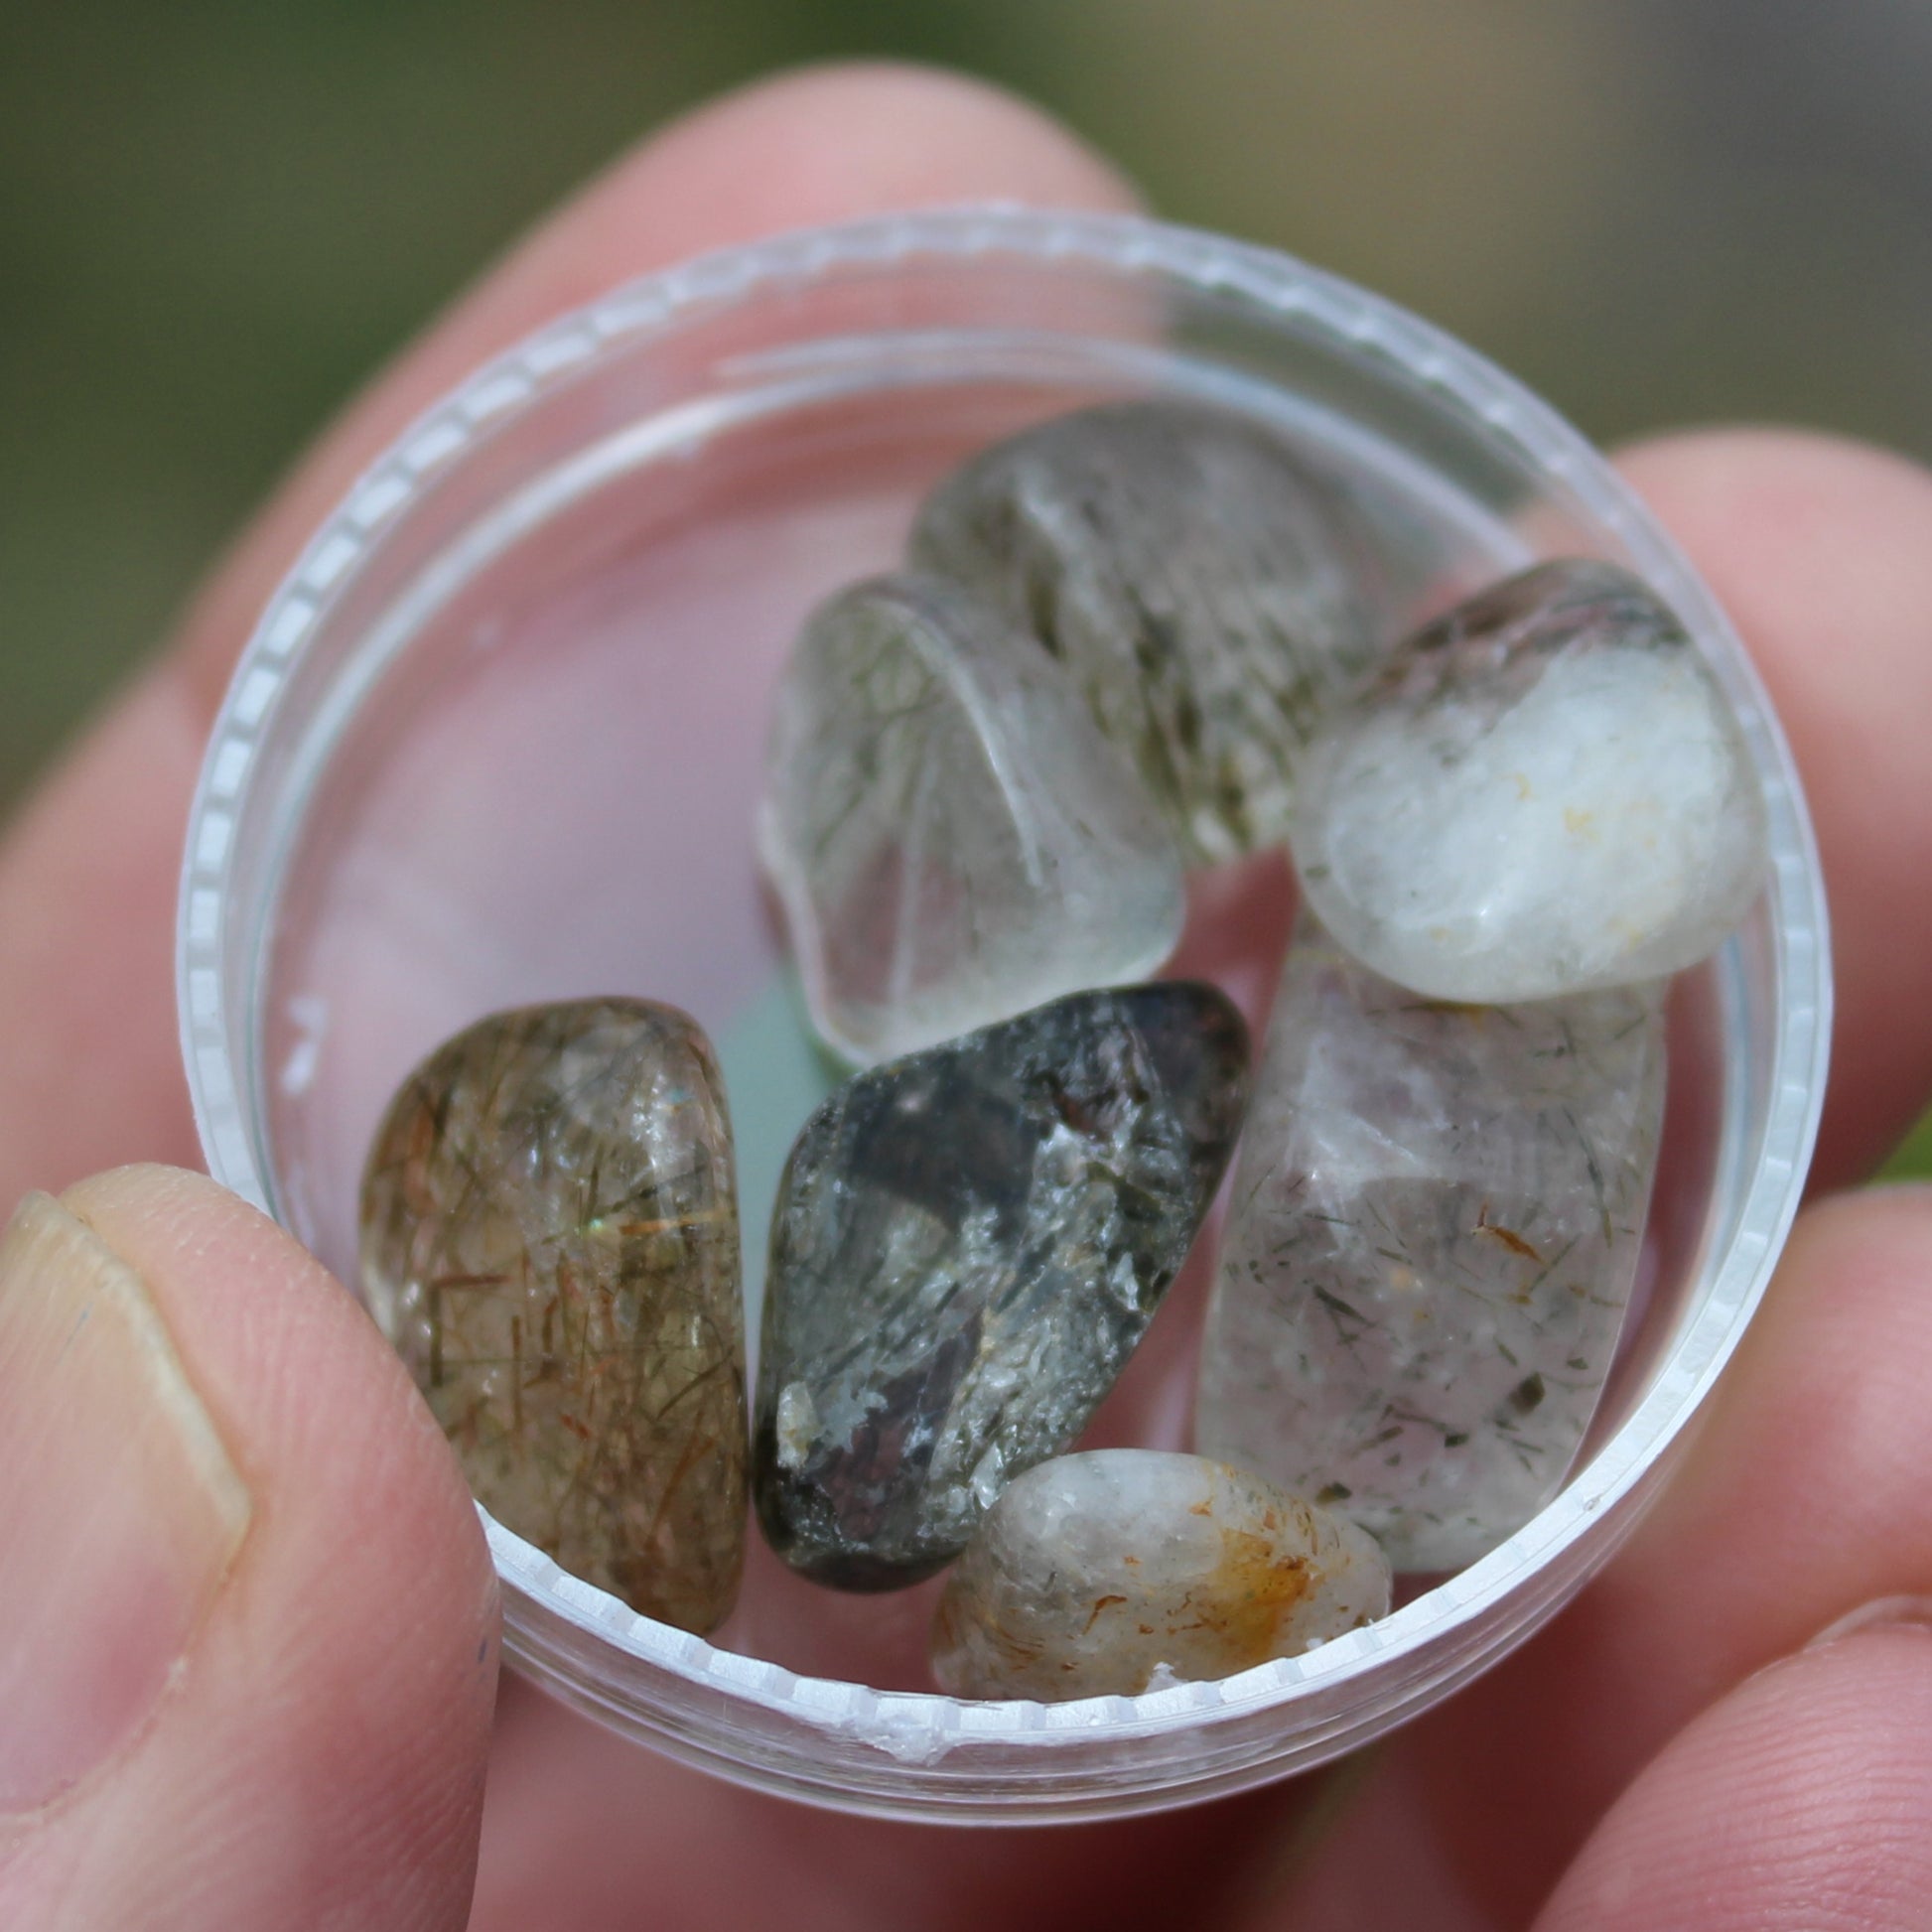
[1290,559,1768,1003]
[1196,916,1667,1573]
[929,1449,1389,1700]
[911,399,1382,865]
[759,573,1186,1065]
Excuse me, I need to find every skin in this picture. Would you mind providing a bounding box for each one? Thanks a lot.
[2,60,1931,1932]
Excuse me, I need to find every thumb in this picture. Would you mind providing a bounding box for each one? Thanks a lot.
[0,1166,497,1931]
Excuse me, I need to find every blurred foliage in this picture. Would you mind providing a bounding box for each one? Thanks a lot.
[3,0,1930,1171]
[1881,1111,1932,1185]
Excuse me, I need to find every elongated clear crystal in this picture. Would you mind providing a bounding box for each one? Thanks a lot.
[1196,919,1666,1572]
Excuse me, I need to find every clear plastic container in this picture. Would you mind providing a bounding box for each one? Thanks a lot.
[176,207,1829,1823]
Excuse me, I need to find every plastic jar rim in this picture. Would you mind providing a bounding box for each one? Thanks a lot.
[175,204,1831,1809]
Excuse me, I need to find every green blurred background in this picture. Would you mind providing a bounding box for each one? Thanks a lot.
[3,0,1928,1173]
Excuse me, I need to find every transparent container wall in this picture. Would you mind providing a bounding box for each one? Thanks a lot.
[182,212,1826,1821]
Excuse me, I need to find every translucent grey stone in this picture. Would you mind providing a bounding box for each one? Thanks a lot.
[1196,918,1667,1573]
[759,572,1186,1066]
[930,1450,1390,1701]
[1290,558,1769,1002]
[755,984,1250,1589]
[909,399,1381,865]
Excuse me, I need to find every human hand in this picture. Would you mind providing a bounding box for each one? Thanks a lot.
[3,64,1930,1932]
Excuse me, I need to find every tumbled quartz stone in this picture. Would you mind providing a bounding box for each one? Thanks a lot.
[759,572,1185,1065]
[930,1450,1390,1700]
[755,984,1250,1589]
[1196,917,1667,1572]
[1290,557,1769,1003]
[909,399,1380,865]
[360,998,747,1634]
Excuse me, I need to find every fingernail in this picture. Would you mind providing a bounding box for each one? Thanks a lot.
[1806,1595,1932,1651]
[0,1193,252,1815]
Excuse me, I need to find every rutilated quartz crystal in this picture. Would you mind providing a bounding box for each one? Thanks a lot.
[1289,557,1769,1003]
[754,984,1250,1589]
[910,398,1380,865]
[930,1450,1390,1700]
[1196,917,1667,1572]
[759,572,1185,1065]
[360,998,748,1633]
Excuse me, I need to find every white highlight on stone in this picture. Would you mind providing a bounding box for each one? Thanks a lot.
[929,1449,1390,1701]
[1290,559,1769,1003]
[1196,915,1667,1573]
[759,572,1186,1064]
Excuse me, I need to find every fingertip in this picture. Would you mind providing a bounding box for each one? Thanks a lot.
[1617,422,1932,511]
[60,1161,496,1587]
[1746,1178,1932,1332]
[1758,1176,1932,1289]
[488,60,1139,337]
[1614,429,1932,1185]
[60,1165,480,1533]
[1662,1189,1932,1608]
[6,1165,495,1929]
[631,60,1141,233]
[1535,1621,1932,1931]
[177,60,1135,714]
[1613,431,1932,668]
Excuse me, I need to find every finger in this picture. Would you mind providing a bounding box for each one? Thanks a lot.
[4,62,1161,1930]
[0,1167,495,1932]
[0,61,1135,1207]
[472,1675,1288,1932]
[1223,433,1932,1930]
[168,61,1134,716]
[1249,1186,1932,1930]
[1533,1619,1932,1932]
[1616,429,1932,1188]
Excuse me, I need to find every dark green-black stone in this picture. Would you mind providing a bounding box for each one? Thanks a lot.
[753,982,1250,1589]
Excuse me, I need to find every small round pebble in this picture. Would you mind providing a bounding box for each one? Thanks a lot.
[929,1449,1390,1700]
